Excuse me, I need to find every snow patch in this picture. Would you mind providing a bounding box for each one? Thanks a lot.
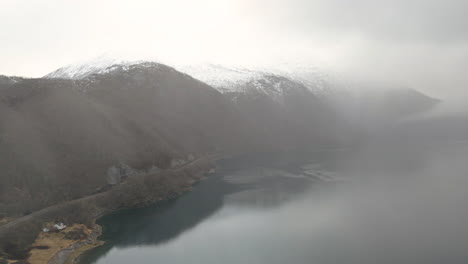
[176,63,345,100]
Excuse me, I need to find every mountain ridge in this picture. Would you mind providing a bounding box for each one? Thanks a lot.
[0,59,439,212]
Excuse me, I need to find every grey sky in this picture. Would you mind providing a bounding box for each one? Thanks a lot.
[1,0,467,99]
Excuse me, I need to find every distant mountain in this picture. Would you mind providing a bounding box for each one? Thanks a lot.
[47,60,339,95]
[177,63,340,96]
[353,87,441,123]
[176,64,350,149]
[44,59,353,148]
[44,58,440,128]
[46,59,349,100]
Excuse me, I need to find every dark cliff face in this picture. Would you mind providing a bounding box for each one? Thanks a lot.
[0,63,249,210]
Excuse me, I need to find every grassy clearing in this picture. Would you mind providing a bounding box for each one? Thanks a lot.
[27,224,91,264]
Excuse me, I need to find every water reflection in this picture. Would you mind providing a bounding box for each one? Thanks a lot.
[82,146,468,264]
[81,152,327,264]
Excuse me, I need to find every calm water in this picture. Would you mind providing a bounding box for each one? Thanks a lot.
[81,143,468,264]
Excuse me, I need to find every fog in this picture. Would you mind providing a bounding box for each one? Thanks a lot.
[81,139,468,264]
[300,138,468,263]
[1,1,468,263]
[1,0,468,101]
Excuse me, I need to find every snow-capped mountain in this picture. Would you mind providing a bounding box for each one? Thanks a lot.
[45,57,137,79]
[174,64,265,93]
[44,58,437,121]
[45,58,346,99]
[176,64,320,104]
[233,74,312,103]
[176,63,342,97]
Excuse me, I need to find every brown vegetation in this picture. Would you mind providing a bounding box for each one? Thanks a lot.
[26,224,90,264]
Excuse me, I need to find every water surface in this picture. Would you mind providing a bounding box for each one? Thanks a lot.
[81,145,468,264]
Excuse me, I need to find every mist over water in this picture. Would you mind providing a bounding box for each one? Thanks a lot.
[80,138,468,264]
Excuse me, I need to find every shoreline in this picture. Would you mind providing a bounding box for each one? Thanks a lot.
[47,224,103,264]
[2,151,323,264]
[7,223,104,264]
[1,155,216,264]
[48,166,214,264]
[58,151,320,264]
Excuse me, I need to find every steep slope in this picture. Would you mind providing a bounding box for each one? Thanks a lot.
[225,74,344,149]
[177,64,346,149]
[0,62,249,214]
[43,59,441,161]
[46,60,349,148]
[177,63,441,147]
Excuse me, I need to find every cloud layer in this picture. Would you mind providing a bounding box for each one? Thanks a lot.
[1,0,467,99]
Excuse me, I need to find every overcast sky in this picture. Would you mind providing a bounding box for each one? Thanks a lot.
[1,0,467,99]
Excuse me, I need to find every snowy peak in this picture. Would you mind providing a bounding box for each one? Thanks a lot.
[45,58,349,106]
[176,64,266,93]
[44,57,170,80]
[45,57,128,79]
[45,58,342,99]
[176,63,337,96]
[233,74,315,104]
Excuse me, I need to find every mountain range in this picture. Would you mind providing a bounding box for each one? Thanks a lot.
[0,58,440,216]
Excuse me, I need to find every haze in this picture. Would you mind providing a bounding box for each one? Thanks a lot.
[1,0,468,100]
[2,1,468,264]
